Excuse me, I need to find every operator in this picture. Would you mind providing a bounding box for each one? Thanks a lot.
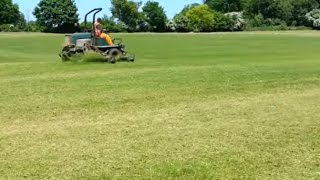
[94,18,114,46]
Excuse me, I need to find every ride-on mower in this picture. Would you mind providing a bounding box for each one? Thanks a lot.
[59,8,135,63]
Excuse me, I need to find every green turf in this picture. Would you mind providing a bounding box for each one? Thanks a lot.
[0,31,320,179]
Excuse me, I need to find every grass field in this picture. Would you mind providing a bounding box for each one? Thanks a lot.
[1,31,320,179]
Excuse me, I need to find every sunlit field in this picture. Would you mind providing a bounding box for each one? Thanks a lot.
[1,31,320,179]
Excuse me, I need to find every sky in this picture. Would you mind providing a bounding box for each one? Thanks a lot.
[12,0,202,21]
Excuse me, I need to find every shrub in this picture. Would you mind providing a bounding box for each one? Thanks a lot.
[306,9,320,29]
[0,24,20,32]
[244,12,289,30]
[224,11,246,31]
[186,5,215,32]
[166,20,176,32]
[212,12,235,31]
[26,21,43,32]
[136,22,151,32]
[173,14,192,32]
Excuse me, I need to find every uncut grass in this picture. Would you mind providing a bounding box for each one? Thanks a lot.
[0,32,320,179]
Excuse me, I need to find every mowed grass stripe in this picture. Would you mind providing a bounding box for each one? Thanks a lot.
[1,87,319,179]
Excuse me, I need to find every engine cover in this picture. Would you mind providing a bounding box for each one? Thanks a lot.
[76,39,91,47]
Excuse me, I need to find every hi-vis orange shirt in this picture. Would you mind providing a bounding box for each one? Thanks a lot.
[93,21,114,46]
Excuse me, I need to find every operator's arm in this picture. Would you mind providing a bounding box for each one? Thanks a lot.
[95,23,103,36]
[96,24,103,31]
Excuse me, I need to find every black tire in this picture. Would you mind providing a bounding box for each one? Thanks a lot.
[108,48,122,63]
[110,56,116,64]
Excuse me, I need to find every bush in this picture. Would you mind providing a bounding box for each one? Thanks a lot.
[306,9,320,29]
[0,24,20,32]
[245,25,288,31]
[173,5,245,32]
[174,14,192,32]
[224,12,246,31]
[291,0,319,26]
[244,12,289,30]
[136,22,151,32]
[25,21,42,32]
[166,20,176,32]
[244,0,293,24]
[212,12,235,31]
[247,13,265,27]
[52,23,80,33]
[107,23,127,33]
[185,5,215,32]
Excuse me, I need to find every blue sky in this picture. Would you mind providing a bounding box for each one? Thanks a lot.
[12,0,202,21]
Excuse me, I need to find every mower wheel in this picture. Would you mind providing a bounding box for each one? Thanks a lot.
[108,48,121,56]
[107,48,122,63]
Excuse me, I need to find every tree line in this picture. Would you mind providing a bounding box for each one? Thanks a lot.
[2,0,320,33]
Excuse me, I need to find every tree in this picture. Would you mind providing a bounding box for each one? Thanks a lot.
[243,0,320,27]
[212,12,235,31]
[111,0,142,31]
[306,9,320,29]
[33,0,79,32]
[204,0,244,13]
[225,12,246,30]
[16,12,27,30]
[173,3,200,32]
[176,3,201,17]
[186,4,215,32]
[290,0,319,26]
[142,1,167,32]
[174,14,192,32]
[26,21,42,32]
[101,15,126,32]
[0,0,21,24]
[244,0,293,24]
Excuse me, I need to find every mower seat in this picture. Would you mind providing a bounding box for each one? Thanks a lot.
[94,37,111,47]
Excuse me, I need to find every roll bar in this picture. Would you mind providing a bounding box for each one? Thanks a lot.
[84,8,103,33]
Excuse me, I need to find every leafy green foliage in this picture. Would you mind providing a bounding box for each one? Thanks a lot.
[0,0,21,25]
[0,24,19,32]
[243,0,319,28]
[142,1,167,32]
[245,13,288,30]
[101,15,127,33]
[225,12,246,30]
[111,0,142,32]
[33,0,79,33]
[173,4,200,32]
[173,14,191,32]
[290,0,319,26]
[204,0,244,13]
[306,9,320,29]
[16,12,27,30]
[245,0,293,23]
[173,4,238,32]
[186,5,215,32]
[213,12,236,31]
[0,14,27,32]
[177,3,201,16]
[26,21,43,32]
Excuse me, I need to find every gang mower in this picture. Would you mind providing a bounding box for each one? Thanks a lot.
[59,8,135,63]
